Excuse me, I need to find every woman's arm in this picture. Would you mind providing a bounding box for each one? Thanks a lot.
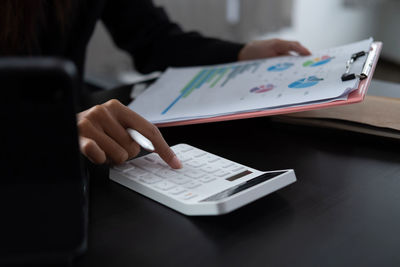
[101,0,310,73]
[101,0,244,73]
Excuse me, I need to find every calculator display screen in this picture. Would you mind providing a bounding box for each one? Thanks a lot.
[200,171,286,202]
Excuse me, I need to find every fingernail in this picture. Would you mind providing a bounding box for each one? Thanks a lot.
[170,155,182,169]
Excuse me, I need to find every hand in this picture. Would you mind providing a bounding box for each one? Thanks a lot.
[77,99,182,168]
[238,39,311,61]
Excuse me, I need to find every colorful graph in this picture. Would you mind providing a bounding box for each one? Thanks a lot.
[267,62,294,72]
[303,55,334,67]
[250,84,275,94]
[288,76,324,89]
[161,62,261,114]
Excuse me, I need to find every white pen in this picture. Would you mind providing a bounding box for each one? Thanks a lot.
[361,48,375,80]
[127,128,155,152]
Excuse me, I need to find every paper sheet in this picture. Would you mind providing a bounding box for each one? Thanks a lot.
[129,38,373,124]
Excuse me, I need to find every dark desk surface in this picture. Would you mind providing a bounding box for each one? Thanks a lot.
[77,86,400,267]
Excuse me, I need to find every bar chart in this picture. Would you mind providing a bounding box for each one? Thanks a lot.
[162,61,262,114]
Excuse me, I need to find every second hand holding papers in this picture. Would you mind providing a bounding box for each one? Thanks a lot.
[129,38,373,125]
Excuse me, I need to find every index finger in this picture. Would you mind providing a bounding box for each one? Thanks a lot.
[112,102,182,169]
[139,124,182,169]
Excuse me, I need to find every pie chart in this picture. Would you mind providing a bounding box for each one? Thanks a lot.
[303,55,334,67]
[288,76,323,89]
[267,62,294,72]
[250,83,275,93]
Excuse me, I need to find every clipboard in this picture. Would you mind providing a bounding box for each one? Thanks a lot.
[155,42,382,128]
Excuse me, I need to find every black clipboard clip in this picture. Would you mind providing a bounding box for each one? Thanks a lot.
[341,48,376,81]
[341,51,366,81]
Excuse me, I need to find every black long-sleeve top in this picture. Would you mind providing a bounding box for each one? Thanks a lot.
[37,0,244,83]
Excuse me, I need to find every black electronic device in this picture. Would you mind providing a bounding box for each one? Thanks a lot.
[0,58,88,265]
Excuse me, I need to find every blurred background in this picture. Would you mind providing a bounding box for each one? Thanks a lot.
[84,0,400,89]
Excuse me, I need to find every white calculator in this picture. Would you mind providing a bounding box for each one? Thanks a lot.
[110,144,296,216]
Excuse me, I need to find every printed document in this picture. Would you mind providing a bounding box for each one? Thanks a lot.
[129,38,373,124]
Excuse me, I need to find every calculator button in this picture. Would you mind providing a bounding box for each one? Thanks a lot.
[125,174,139,182]
[132,159,162,172]
[155,169,178,178]
[200,165,219,173]
[221,161,234,168]
[146,155,166,166]
[205,155,220,163]
[184,182,201,189]
[124,170,140,179]
[132,158,147,165]
[143,153,158,160]
[144,156,156,162]
[156,161,169,168]
[114,162,135,172]
[229,166,245,173]
[169,187,187,195]
[193,151,207,158]
[139,175,162,184]
[154,181,176,191]
[184,170,206,179]
[176,153,192,162]
[199,176,216,183]
[186,160,206,168]
[180,146,193,152]
[172,167,187,174]
[169,176,191,185]
[180,192,198,200]
[127,167,148,177]
[215,170,231,177]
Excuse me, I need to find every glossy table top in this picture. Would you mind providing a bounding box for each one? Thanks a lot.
[77,116,400,267]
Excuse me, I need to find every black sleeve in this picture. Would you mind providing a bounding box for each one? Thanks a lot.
[101,0,244,74]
